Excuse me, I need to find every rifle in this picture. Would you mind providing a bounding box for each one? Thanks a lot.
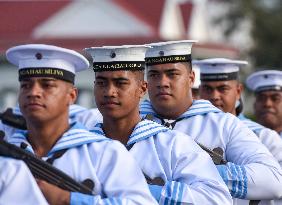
[144,173,165,186]
[0,131,94,195]
[0,108,27,130]
[197,143,227,165]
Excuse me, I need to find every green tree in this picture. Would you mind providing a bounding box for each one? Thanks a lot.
[215,0,282,68]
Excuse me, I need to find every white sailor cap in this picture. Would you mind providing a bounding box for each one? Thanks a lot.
[145,40,197,66]
[246,70,282,93]
[6,44,89,84]
[85,45,149,72]
[194,58,248,81]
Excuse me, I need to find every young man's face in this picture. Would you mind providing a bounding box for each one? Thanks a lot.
[94,70,147,120]
[146,62,194,118]
[200,80,242,115]
[18,77,77,122]
[254,90,282,132]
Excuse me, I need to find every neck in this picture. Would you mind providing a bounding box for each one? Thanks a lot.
[26,116,70,157]
[156,97,193,120]
[275,126,282,134]
[102,113,141,145]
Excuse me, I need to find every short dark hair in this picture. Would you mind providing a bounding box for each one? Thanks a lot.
[132,70,145,81]
[180,62,192,71]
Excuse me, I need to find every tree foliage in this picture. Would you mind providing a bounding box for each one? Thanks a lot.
[215,0,282,68]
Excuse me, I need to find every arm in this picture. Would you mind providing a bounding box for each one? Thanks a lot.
[0,137,94,195]
[70,140,158,205]
[32,140,158,205]
[155,132,232,205]
[258,128,282,167]
[0,157,48,205]
[223,115,282,199]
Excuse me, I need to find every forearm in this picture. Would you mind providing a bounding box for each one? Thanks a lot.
[217,162,282,200]
[70,192,150,205]
[154,180,232,205]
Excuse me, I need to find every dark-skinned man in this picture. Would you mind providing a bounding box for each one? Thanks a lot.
[139,41,282,205]
[197,58,282,205]
[246,70,282,138]
[5,44,157,205]
[85,45,232,205]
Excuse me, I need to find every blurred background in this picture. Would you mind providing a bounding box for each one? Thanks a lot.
[0,0,281,114]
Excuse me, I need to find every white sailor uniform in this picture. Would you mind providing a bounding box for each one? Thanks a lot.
[238,114,282,167]
[7,122,158,205]
[90,119,232,205]
[140,99,282,204]
[238,114,282,205]
[0,156,48,205]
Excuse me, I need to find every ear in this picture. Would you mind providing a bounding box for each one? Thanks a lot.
[139,80,148,99]
[68,86,78,105]
[188,69,195,87]
[236,83,244,100]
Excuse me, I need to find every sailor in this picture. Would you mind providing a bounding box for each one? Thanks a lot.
[85,45,232,205]
[139,40,282,204]
[246,70,282,138]
[197,58,282,204]
[5,44,157,205]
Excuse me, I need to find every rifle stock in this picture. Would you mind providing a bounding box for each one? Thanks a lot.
[197,143,227,165]
[0,108,27,130]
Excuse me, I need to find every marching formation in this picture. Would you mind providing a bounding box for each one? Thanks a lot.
[0,41,281,205]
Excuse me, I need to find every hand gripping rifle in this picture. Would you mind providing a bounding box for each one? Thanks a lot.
[197,143,227,165]
[0,108,27,130]
[0,131,94,195]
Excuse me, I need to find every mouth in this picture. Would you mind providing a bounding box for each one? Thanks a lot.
[101,101,120,107]
[260,111,276,116]
[157,92,172,97]
[213,103,223,108]
[24,102,45,111]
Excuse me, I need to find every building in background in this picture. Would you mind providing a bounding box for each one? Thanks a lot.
[0,0,243,110]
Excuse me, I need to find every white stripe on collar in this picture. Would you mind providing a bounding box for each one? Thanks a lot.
[91,120,168,147]
[139,99,221,120]
[238,114,264,134]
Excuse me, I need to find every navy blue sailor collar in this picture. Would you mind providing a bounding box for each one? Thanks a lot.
[139,99,222,121]
[7,122,109,157]
[90,119,168,148]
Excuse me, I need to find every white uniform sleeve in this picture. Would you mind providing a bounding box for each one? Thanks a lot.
[258,128,282,167]
[222,116,282,200]
[70,140,158,205]
[74,108,103,130]
[0,121,18,141]
[158,132,232,205]
[0,157,48,205]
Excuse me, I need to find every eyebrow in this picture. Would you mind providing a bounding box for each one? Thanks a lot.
[202,84,230,89]
[20,78,57,83]
[148,68,179,73]
[95,76,130,81]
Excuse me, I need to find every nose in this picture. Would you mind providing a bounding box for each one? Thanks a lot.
[27,82,42,98]
[104,83,117,98]
[157,74,170,89]
[263,97,273,108]
[209,89,221,102]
